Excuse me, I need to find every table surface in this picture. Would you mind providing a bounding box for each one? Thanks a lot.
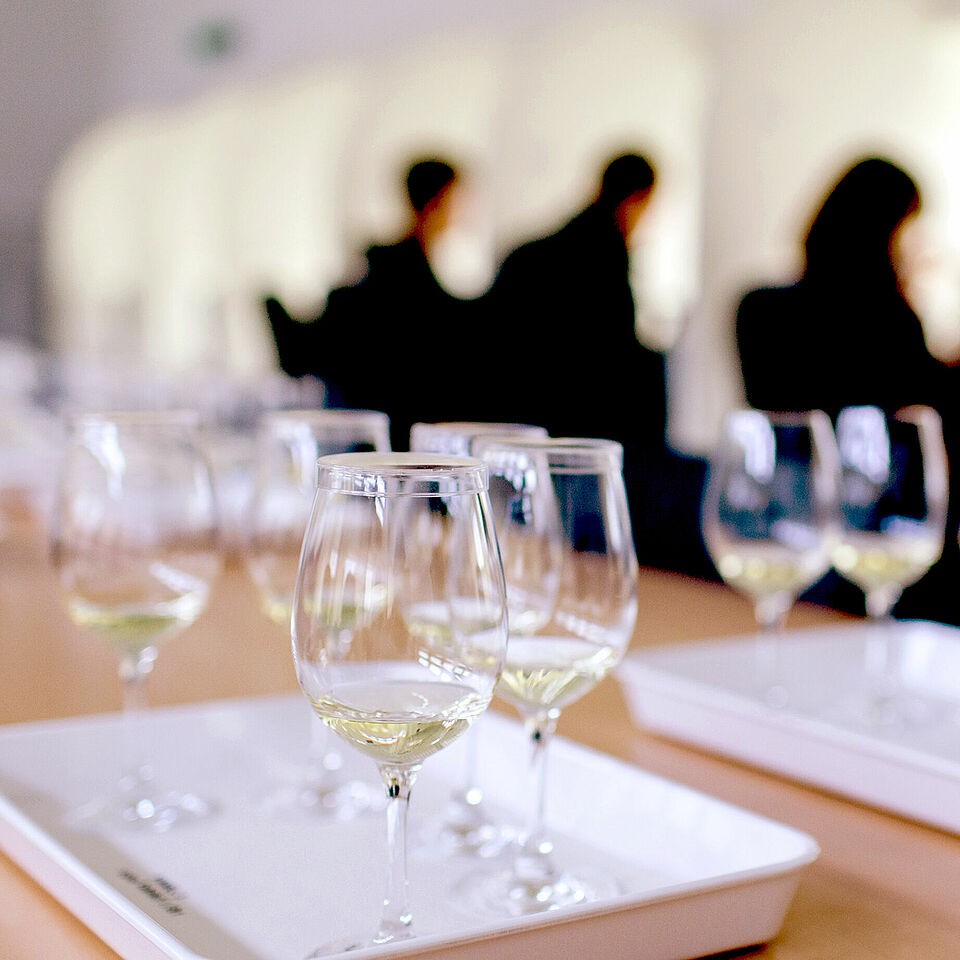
[2,507,959,960]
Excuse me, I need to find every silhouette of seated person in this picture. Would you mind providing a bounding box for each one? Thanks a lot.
[488,152,715,579]
[264,158,471,450]
[736,157,960,622]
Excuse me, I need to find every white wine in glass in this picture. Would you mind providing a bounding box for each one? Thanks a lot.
[409,420,548,857]
[54,410,222,830]
[292,453,507,953]
[247,408,390,816]
[702,410,839,706]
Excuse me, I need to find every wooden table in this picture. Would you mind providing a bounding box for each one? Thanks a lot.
[1,510,959,960]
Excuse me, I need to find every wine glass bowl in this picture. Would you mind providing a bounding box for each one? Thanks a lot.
[832,405,946,618]
[292,453,507,952]
[247,409,390,627]
[54,410,222,830]
[702,410,839,705]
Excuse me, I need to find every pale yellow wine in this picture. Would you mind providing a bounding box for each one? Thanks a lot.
[497,636,618,711]
[713,540,827,602]
[68,590,206,654]
[832,532,940,594]
[310,678,487,765]
[260,591,293,627]
[403,600,504,642]
[262,583,391,631]
[402,600,505,672]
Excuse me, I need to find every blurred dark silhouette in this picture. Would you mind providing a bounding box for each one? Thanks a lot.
[487,151,715,579]
[737,157,944,417]
[488,152,664,444]
[735,156,960,623]
[264,157,473,449]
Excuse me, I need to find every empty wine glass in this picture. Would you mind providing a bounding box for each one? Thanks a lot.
[53,411,222,829]
[832,405,947,724]
[467,437,638,915]
[247,409,390,816]
[410,420,547,856]
[702,410,839,707]
[292,454,507,953]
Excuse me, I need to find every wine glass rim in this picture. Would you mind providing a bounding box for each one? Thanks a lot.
[261,408,389,429]
[725,408,828,427]
[316,452,488,496]
[69,409,201,429]
[473,435,623,467]
[411,420,547,435]
[839,403,941,427]
[476,436,620,451]
[410,421,548,456]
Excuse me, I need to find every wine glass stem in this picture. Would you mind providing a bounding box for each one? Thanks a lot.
[374,764,418,945]
[865,587,899,621]
[308,717,339,781]
[462,725,480,799]
[118,649,157,793]
[517,711,559,875]
[754,600,789,702]
[865,588,900,706]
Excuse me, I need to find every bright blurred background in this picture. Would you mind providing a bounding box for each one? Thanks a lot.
[5,0,960,455]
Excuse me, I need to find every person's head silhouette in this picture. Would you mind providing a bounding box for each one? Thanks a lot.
[804,157,920,285]
[404,158,459,252]
[594,152,657,241]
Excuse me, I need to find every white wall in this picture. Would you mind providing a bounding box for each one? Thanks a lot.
[0,0,116,341]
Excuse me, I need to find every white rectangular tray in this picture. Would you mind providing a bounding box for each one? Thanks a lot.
[621,620,960,835]
[0,694,817,960]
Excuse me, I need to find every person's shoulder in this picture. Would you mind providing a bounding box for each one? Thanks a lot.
[737,283,807,326]
[502,230,553,263]
[364,239,407,268]
[738,283,798,310]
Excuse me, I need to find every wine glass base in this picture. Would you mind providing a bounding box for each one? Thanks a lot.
[260,778,384,820]
[828,689,941,733]
[68,788,217,832]
[456,864,620,917]
[761,683,790,710]
[417,794,518,860]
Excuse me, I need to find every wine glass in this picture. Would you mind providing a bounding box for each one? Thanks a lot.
[467,437,638,915]
[409,420,547,856]
[832,405,947,724]
[247,409,390,816]
[702,410,839,707]
[292,453,508,953]
[53,411,222,830]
